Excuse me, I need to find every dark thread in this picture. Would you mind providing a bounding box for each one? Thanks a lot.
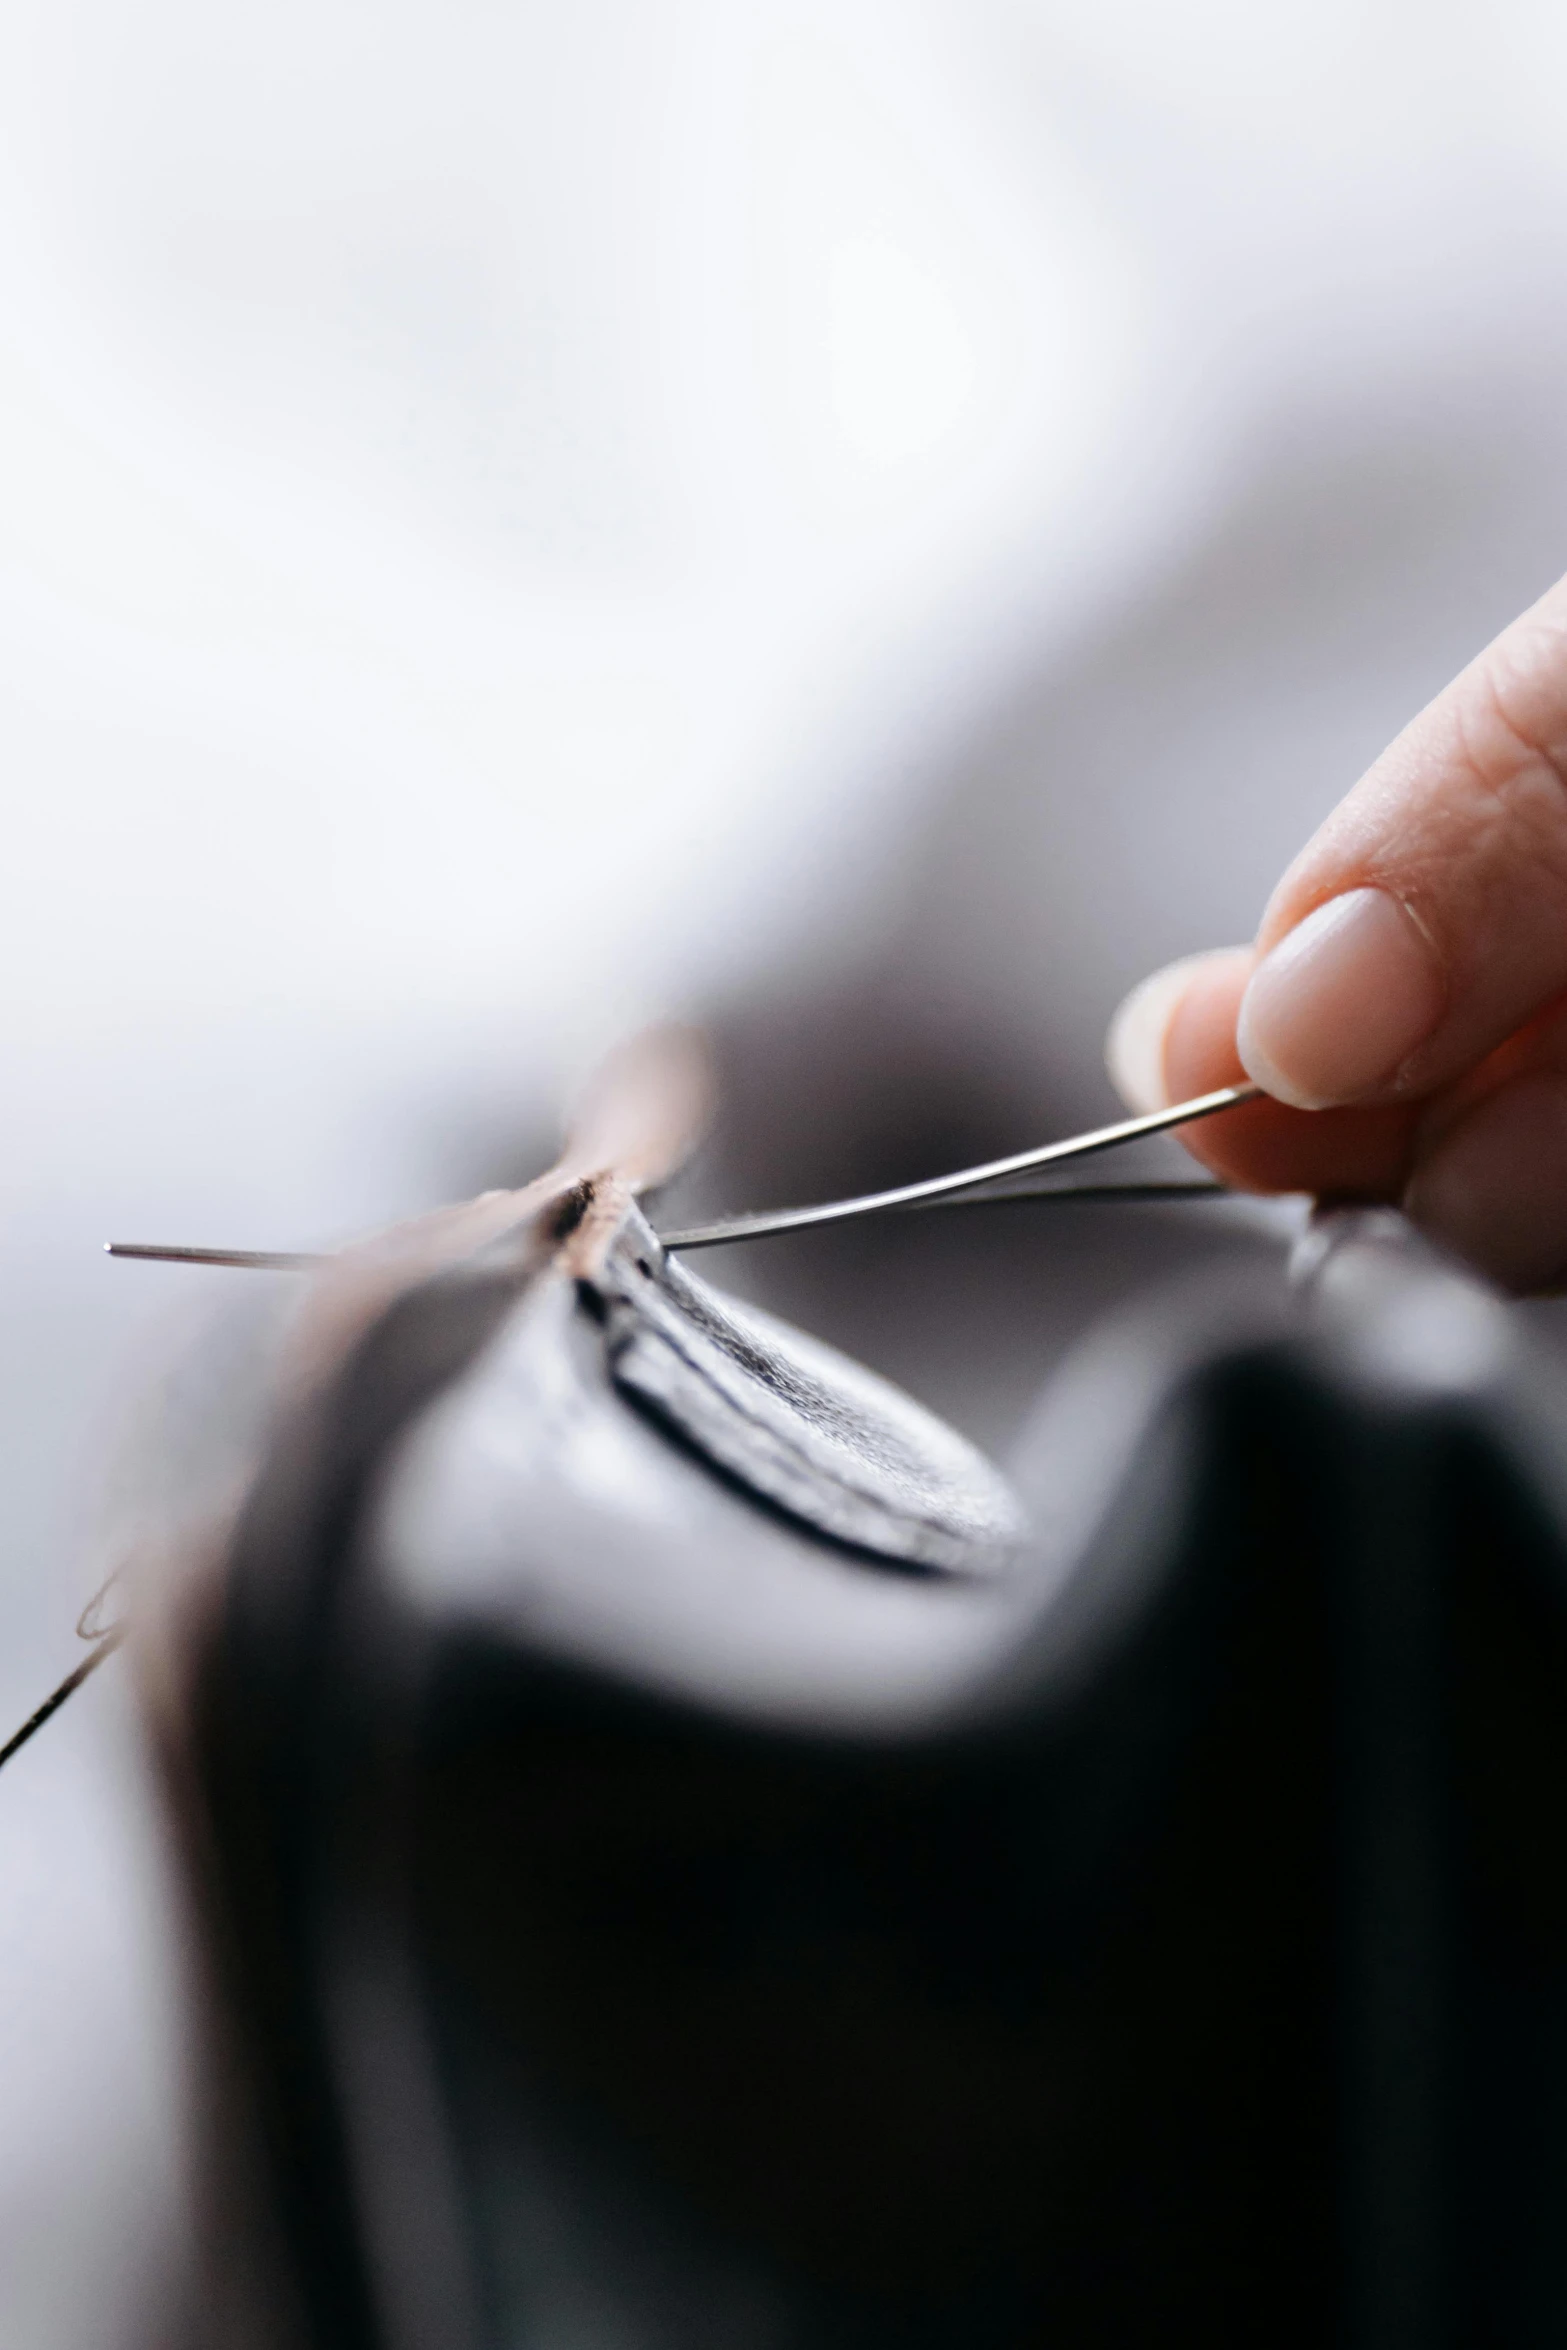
[0,1632,124,1775]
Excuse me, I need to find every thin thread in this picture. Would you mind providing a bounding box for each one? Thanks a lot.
[0,1633,123,1775]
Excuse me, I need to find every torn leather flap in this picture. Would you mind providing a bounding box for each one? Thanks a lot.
[581,1206,1026,1577]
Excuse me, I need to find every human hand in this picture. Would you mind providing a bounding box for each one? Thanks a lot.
[1106,573,1567,1292]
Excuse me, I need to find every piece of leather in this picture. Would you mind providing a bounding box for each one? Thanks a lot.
[161,1199,1567,2350]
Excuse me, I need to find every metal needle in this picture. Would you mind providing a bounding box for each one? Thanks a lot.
[105,1242,327,1270]
[658,1082,1260,1249]
[105,1081,1261,1266]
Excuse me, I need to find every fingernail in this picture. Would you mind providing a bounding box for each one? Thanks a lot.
[1238,888,1443,1108]
[1405,1074,1567,1293]
[1106,958,1208,1111]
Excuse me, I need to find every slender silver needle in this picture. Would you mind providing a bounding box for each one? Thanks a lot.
[105,1083,1261,1269]
[658,1083,1260,1250]
[104,1181,1231,1273]
[104,1242,328,1270]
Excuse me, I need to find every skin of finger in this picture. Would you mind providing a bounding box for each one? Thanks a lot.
[1159,949,1420,1193]
[1249,577,1567,1101]
[1409,986,1567,1156]
[1404,1072,1567,1293]
[1394,990,1567,1286]
[1150,948,1567,1217]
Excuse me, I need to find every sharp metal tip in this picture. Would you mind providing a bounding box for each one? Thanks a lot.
[106,1242,327,1271]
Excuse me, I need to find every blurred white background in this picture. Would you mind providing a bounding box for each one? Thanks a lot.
[3,2,1567,2338]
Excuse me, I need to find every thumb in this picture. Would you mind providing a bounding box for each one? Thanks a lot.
[1106,944,1417,1197]
[1235,573,1567,1110]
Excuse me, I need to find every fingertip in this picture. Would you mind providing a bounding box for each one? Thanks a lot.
[1108,945,1419,1199]
[1236,888,1445,1109]
[1107,951,1248,1113]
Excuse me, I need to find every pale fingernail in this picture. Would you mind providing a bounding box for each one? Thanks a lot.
[1106,958,1208,1111]
[1405,1073,1567,1293]
[1238,888,1443,1109]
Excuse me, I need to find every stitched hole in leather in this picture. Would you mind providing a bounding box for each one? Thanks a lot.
[587,1211,1025,1578]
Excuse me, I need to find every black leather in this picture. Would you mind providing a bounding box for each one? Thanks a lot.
[179,1202,1567,2349]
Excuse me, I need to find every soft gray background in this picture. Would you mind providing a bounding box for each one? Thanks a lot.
[3,3,1567,2339]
